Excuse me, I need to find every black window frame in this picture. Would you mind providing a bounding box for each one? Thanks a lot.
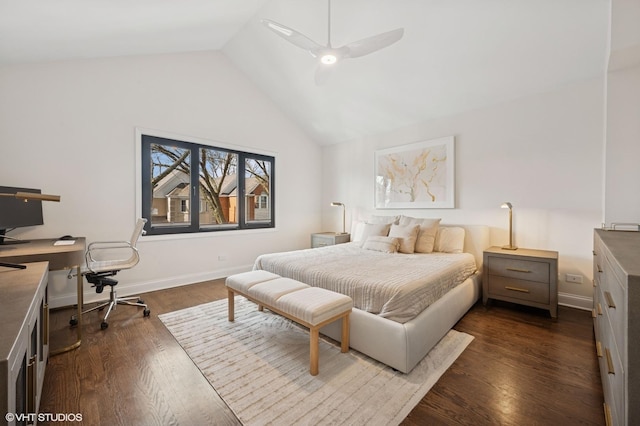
[141,134,275,236]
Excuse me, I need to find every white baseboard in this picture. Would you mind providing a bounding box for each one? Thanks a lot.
[558,292,592,311]
[49,264,253,309]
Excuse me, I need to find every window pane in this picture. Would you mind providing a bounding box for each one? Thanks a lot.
[199,147,238,227]
[245,158,272,224]
[150,143,191,228]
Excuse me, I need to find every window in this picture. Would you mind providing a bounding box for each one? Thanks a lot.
[141,134,275,235]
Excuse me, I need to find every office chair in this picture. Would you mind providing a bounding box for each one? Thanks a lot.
[70,218,150,330]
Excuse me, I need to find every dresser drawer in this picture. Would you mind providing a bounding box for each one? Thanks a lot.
[600,283,626,365]
[599,318,625,426]
[600,253,627,361]
[593,287,604,342]
[486,275,550,304]
[593,245,602,288]
[487,257,550,283]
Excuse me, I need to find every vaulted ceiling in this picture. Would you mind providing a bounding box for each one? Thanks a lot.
[0,0,609,145]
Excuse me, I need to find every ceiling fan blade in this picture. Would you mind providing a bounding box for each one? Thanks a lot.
[343,28,404,59]
[315,65,336,86]
[260,19,323,53]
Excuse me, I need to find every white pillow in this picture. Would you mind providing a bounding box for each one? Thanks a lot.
[388,224,420,254]
[359,223,391,242]
[350,220,367,242]
[362,236,399,253]
[398,216,441,253]
[368,215,400,225]
[350,217,397,242]
[434,227,465,253]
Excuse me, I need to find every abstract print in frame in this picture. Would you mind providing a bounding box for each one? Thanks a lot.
[375,136,455,209]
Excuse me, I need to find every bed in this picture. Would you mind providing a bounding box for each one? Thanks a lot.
[253,223,490,373]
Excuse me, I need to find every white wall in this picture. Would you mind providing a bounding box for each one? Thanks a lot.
[0,51,322,308]
[604,0,640,224]
[321,78,604,307]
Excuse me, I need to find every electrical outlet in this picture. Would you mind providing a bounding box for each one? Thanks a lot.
[565,273,583,284]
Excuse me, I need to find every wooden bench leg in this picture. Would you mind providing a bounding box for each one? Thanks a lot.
[341,313,350,353]
[227,289,235,322]
[310,327,319,376]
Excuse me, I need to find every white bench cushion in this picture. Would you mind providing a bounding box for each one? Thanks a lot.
[225,270,280,293]
[277,287,353,326]
[248,278,309,306]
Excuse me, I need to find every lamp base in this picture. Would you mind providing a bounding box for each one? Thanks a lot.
[502,245,518,251]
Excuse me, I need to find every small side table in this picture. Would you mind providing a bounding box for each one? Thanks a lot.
[311,232,350,248]
[483,246,558,318]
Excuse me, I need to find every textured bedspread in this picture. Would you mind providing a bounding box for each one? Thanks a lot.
[253,242,477,323]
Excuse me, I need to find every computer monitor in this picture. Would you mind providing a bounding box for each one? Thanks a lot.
[0,186,44,245]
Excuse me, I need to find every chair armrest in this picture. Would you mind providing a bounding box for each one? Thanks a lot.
[87,240,132,250]
[85,240,140,273]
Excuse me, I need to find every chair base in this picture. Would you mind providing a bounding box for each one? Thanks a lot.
[71,286,150,330]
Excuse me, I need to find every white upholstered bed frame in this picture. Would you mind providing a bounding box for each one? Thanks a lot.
[318,224,490,373]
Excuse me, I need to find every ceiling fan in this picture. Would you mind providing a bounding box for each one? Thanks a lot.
[261,0,404,85]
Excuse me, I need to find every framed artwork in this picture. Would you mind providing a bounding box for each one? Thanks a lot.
[375,136,455,209]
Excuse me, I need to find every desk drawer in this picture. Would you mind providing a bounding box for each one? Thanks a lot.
[487,257,550,283]
[487,275,550,304]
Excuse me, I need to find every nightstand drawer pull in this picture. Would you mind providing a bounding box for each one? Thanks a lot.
[604,291,616,309]
[504,286,530,293]
[605,348,615,374]
[596,341,603,357]
[591,308,597,318]
[505,267,531,273]
[597,303,603,315]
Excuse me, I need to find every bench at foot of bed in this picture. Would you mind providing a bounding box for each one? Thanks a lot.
[225,270,353,376]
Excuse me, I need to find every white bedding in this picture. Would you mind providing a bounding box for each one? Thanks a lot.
[253,242,477,323]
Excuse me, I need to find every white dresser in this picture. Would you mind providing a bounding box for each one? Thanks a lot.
[593,230,640,425]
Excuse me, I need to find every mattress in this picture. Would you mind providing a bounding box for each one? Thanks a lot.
[253,242,477,323]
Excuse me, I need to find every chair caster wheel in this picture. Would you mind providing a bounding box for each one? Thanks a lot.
[69,317,78,326]
[143,309,151,317]
[138,299,145,304]
[101,321,109,330]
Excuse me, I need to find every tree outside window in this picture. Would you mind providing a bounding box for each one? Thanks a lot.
[141,134,274,235]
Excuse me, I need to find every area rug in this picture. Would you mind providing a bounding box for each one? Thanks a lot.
[159,298,473,426]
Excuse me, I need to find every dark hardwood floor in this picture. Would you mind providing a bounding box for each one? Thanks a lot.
[40,280,604,425]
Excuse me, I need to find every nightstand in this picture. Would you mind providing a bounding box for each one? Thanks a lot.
[483,246,558,318]
[311,232,350,248]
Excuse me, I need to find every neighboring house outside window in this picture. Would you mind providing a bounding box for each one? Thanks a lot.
[140,133,275,236]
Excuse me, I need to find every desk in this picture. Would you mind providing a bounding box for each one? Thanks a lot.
[0,238,85,355]
[0,263,49,418]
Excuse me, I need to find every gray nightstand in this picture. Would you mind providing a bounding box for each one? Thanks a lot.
[483,246,559,318]
[311,232,350,248]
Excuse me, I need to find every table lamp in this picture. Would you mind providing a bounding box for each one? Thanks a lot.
[501,202,517,250]
[330,202,346,234]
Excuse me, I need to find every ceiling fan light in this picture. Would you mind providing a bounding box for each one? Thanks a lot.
[320,54,337,65]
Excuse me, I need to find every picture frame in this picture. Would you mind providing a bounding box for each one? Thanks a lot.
[374,136,455,209]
